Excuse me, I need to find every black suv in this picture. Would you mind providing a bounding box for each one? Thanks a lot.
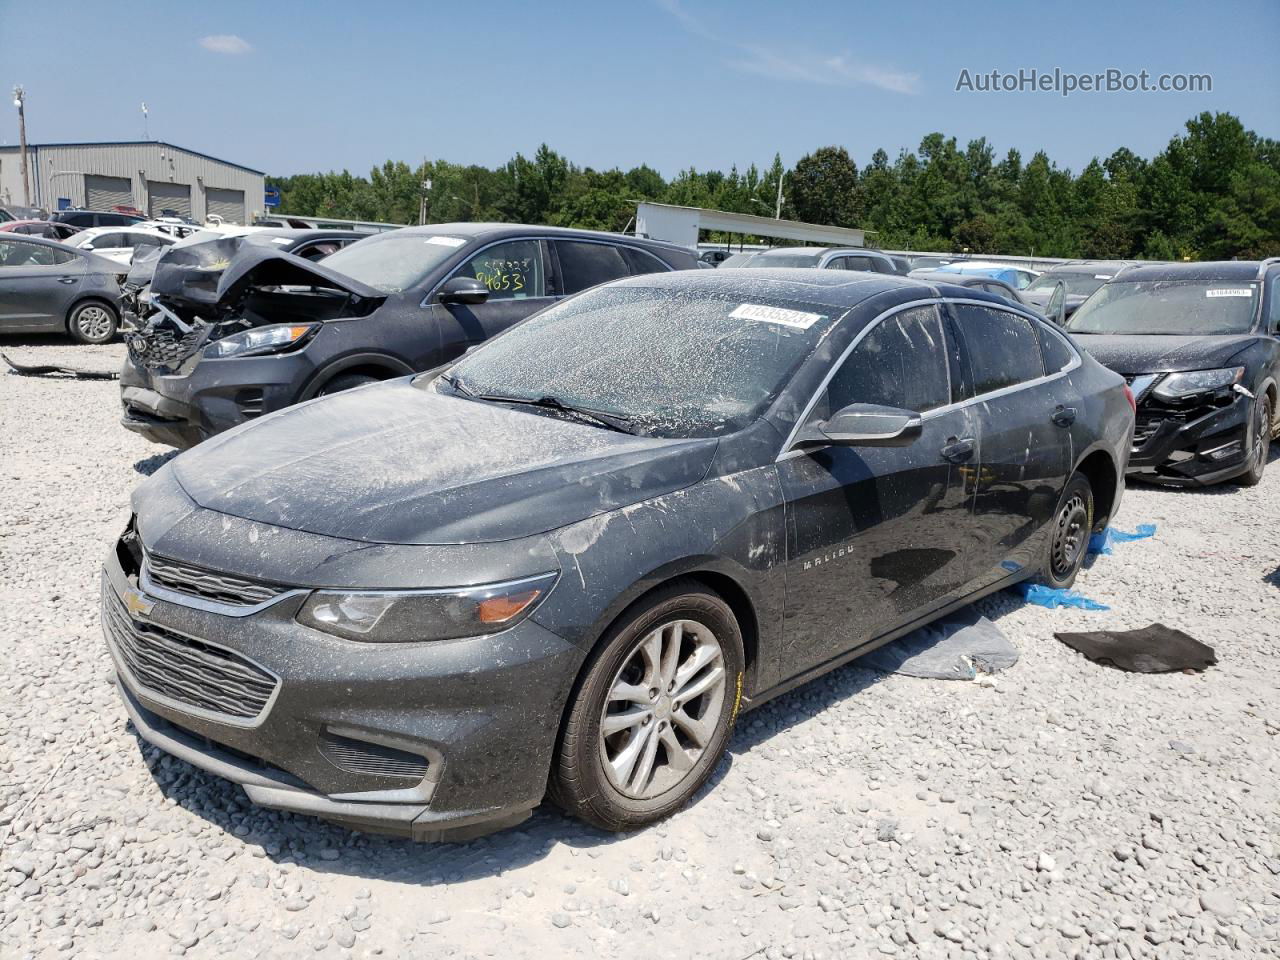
[1068,259,1280,486]
[52,210,147,229]
[1022,260,1141,320]
[120,224,699,447]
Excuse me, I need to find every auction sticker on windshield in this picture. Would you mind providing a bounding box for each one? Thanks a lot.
[425,236,467,248]
[729,303,825,329]
[1205,288,1253,298]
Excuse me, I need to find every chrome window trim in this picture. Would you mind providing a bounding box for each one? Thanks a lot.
[775,296,1081,462]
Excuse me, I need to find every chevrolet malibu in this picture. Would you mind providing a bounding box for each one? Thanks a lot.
[102,269,1133,840]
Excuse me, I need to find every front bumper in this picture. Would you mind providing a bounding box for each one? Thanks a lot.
[1127,391,1252,486]
[100,539,582,840]
[119,349,315,449]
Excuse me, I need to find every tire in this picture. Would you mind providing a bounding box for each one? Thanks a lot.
[67,300,118,344]
[550,581,745,832]
[1236,393,1272,487]
[1036,473,1094,590]
[316,372,379,397]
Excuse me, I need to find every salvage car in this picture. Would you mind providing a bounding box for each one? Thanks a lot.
[1022,260,1140,320]
[0,219,82,240]
[721,247,908,274]
[119,224,699,448]
[1068,259,1280,486]
[908,269,1028,307]
[102,269,1132,840]
[0,234,122,342]
[922,260,1040,290]
[67,225,178,266]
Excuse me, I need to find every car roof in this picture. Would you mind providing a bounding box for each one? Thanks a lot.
[1106,260,1270,283]
[910,270,993,286]
[1043,260,1141,275]
[388,223,693,254]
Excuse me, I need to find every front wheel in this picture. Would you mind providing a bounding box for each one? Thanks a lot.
[1037,473,1094,590]
[550,582,744,832]
[1236,393,1272,487]
[67,301,118,344]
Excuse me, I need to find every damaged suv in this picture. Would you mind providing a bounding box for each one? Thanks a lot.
[103,269,1131,840]
[119,225,698,448]
[1069,259,1279,486]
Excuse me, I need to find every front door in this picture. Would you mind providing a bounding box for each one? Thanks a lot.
[432,238,556,353]
[0,240,84,331]
[777,304,979,675]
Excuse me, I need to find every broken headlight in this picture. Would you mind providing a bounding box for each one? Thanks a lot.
[205,323,317,359]
[295,573,558,643]
[1151,367,1243,401]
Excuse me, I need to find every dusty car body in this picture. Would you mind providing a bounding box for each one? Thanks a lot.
[1069,259,1280,486]
[119,224,699,448]
[103,269,1132,841]
[0,234,123,342]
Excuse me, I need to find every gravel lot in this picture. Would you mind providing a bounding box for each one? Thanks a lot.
[2,338,1278,960]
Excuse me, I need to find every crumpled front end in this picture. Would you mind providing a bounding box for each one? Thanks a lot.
[1126,374,1255,485]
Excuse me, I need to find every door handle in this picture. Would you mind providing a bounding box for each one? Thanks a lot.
[1052,405,1077,427]
[57,277,78,284]
[941,437,976,463]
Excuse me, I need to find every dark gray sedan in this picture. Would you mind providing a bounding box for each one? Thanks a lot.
[0,234,123,343]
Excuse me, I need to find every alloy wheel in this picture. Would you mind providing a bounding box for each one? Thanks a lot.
[1252,399,1271,470]
[76,305,114,341]
[1050,493,1088,578]
[599,618,727,800]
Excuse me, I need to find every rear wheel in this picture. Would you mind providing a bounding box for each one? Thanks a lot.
[1236,393,1272,487]
[316,372,379,397]
[67,301,118,344]
[1037,473,1094,590]
[550,582,744,832]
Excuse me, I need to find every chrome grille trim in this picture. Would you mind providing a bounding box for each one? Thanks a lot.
[102,582,280,726]
[145,554,283,607]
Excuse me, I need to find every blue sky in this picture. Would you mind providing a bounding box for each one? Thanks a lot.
[2,0,1276,179]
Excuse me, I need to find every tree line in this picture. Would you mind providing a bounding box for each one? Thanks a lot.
[273,112,1279,260]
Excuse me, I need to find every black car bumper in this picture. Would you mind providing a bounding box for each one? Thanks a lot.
[119,351,315,449]
[100,539,582,841]
[1127,391,1252,486]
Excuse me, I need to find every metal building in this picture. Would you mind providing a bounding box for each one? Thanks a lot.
[0,141,264,225]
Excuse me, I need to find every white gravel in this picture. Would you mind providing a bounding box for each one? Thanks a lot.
[2,338,1278,960]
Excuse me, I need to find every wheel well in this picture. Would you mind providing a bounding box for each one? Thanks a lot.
[315,363,399,390]
[1076,450,1118,531]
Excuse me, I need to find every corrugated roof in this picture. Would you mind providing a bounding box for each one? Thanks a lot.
[0,141,264,175]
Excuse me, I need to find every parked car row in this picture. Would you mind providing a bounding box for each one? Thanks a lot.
[0,207,1261,842]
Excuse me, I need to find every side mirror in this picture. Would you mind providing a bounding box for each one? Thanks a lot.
[438,276,490,305]
[1046,280,1067,326]
[793,403,924,450]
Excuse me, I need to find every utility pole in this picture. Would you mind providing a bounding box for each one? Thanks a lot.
[142,102,149,140]
[774,170,785,220]
[13,86,30,207]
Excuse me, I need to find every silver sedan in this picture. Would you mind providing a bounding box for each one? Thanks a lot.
[0,234,123,343]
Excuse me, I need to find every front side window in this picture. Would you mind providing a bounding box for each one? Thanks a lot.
[841,256,876,273]
[445,286,839,437]
[1266,274,1279,334]
[556,240,630,295]
[952,304,1046,394]
[1067,279,1260,336]
[0,240,73,267]
[825,306,951,414]
[87,233,124,250]
[458,239,546,300]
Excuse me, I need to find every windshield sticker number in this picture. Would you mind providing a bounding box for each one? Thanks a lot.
[1206,288,1253,298]
[425,236,466,248]
[730,303,825,329]
[473,256,531,295]
[271,237,292,245]
[1093,274,1113,280]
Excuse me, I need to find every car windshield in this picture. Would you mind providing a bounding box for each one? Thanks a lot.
[748,253,823,268]
[718,253,759,267]
[442,285,839,438]
[1027,272,1108,297]
[319,233,466,292]
[1067,280,1259,335]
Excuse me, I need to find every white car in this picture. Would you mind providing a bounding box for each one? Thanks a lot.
[67,226,178,266]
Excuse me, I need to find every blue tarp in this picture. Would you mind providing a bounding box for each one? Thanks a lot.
[1012,582,1111,611]
[1089,523,1157,555]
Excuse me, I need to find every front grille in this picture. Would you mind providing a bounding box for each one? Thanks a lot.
[146,555,283,607]
[320,732,430,780]
[103,584,278,721]
[125,326,206,370]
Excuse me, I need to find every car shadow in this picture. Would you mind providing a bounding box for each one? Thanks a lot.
[0,333,111,347]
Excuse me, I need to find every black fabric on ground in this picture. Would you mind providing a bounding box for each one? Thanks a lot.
[1054,623,1216,673]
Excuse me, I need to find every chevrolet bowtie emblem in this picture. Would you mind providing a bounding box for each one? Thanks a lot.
[123,588,156,618]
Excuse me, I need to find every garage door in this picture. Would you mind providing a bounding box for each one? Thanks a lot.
[206,188,245,225]
[85,175,132,212]
[148,181,191,219]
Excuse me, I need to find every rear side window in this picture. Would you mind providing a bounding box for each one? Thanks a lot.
[952,304,1046,394]
[556,241,631,294]
[619,246,670,277]
[88,233,124,249]
[1035,323,1077,373]
[826,306,952,414]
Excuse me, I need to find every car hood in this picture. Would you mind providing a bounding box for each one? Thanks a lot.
[1069,333,1257,375]
[170,379,719,545]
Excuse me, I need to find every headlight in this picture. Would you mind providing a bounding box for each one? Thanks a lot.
[295,573,557,643]
[204,323,317,359]
[1152,367,1243,401]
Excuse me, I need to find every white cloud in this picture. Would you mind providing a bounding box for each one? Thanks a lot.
[199,34,252,55]
[657,0,917,95]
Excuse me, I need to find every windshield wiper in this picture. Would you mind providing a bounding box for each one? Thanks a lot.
[474,391,637,434]
[438,372,475,397]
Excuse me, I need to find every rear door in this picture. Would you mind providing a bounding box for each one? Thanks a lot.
[0,240,85,330]
[945,301,1074,590]
[778,304,979,674]
[431,237,554,348]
